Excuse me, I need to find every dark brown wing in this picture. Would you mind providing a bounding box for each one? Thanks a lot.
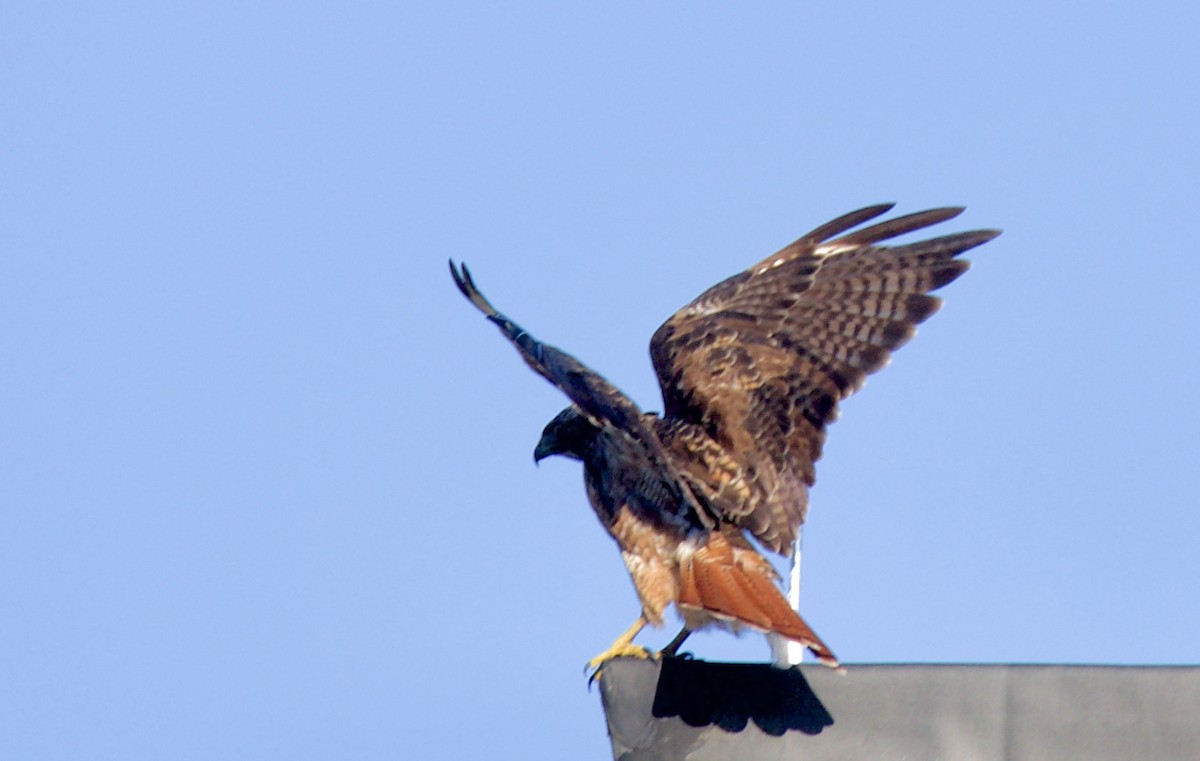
[450,260,714,532]
[450,260,648,433]
[649,204,1000,553]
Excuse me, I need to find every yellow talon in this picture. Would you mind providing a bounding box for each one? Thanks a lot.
[586,617,656,685]
[587,642,655,670]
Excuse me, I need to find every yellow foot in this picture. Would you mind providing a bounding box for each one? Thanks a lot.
[585,617,655,686]
[585,642,657,686]
[587,642,655,671]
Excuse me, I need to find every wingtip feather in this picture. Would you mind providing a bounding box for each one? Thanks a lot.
[828,206,967,247]
[448,259,470,298]
[449,260,502,318]
[795,203,897,246]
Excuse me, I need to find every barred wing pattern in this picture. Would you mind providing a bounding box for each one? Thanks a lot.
[650,204,1000,554]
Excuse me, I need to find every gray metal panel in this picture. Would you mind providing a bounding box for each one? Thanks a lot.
[599,659,1200,760]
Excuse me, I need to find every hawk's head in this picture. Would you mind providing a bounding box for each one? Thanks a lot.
[534,406,600,463]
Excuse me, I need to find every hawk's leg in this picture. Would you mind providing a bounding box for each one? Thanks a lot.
[586,616,654,683]
[659,626,692,657]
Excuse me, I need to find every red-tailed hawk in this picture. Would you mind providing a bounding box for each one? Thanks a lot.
[450,204,999,675]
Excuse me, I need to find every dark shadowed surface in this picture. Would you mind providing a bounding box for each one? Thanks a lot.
[599,658,1200,760]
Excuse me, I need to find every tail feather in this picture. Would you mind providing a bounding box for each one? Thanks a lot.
[679,533,840,668]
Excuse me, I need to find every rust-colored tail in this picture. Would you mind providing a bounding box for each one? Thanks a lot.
[678,533,840,668]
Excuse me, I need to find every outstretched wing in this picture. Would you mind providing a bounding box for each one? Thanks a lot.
[649,204,1000,553]
[450,260,647,434]
[450,260,713,532]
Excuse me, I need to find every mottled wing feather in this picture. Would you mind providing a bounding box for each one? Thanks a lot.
[649,205,1000,554]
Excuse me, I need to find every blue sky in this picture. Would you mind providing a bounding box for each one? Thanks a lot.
[3,2,1198,759]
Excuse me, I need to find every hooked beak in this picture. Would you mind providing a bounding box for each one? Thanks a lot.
[533,437,555,465]
[534,426,563,465]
